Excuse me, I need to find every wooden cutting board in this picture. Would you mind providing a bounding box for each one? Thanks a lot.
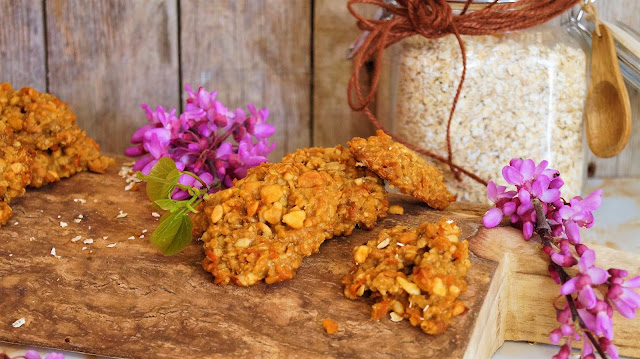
[1,157,639,359]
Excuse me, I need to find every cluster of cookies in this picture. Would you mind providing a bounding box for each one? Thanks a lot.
[194,130,469,334]
[0,83,114,225]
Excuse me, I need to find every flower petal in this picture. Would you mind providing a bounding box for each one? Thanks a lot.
[587,267,608,285]
[520,159,535,180]
[540,188,561,203]
[560,277,578,295]
[578,249,596,272]
[482,207,503,228]
[578,286,597,309]
[502,166,523,185]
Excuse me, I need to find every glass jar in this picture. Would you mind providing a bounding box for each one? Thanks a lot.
[392,20,588,203]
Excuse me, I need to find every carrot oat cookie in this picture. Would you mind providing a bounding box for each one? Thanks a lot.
[194,146,388,286]
[281,145,389,234]
[0,83,114,225]
[343,218,471,335]
[348,130,456,210]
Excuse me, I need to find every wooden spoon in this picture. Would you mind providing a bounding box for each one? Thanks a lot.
[586,23,632,158]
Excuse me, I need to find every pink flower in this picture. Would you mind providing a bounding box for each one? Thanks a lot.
[126,83,276,198]
[607,270,640,319]
[561,249,608,309]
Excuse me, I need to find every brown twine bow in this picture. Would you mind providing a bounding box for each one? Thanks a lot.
[347,0,582,185]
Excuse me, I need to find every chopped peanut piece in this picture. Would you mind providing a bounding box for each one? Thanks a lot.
[354,245,370,264]
[388,205,404,215]
[209,205,223,223]
[282,210,306,229]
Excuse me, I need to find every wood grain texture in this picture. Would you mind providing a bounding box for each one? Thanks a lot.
[470,227,640,358]
[180,0,311,161]
[586,0,640,177]
[313,0,380,147]
[0,157,495,359]
[45,0,180,154]
[0,0,46,92]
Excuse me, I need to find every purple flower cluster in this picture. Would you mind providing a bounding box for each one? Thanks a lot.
[125,84,276,198]
[483,159,640,359]
[7,350,65,359]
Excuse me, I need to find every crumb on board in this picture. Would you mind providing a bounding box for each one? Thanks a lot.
[389,205,404,215]
[12,318,25,328]
[13,221,18,225]
[119,163,142,191]
[321,319,339,334]
[60,221,68,228]
[102,236,108,240]
[83,238,94,244]
[50,247,60,259]
[82,247,87,251]
[151,212,161,218]
[142,229,148,234]
[139,234,145,239]
[73,219,81,223]
[128,236,135,240]
[71,235,82,242]
[73,198,87,204]
[116,210,128,219]
[29,237,35,241]
[106,243,117,248]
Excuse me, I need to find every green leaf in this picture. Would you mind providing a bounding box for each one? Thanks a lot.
[149,210,193,256]
[139,157,181,201]
[154,198,182,211]
[163,216,193,256]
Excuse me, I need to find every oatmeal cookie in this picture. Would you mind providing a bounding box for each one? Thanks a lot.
[0,83,113,225]
[195,162,343,286]
[0,83,82,150]
[194,147,389,286]
[282,145,388,234]
[343,218,470,335]
[348,130,456,210]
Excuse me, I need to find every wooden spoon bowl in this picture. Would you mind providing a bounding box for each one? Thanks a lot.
[586,24,632,158]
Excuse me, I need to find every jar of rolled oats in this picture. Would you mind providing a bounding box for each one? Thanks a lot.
[393,20,588,203]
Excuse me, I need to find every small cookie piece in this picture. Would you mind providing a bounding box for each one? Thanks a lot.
[322,319,339,334]
[342,218,470,335]
[348,130,455,210]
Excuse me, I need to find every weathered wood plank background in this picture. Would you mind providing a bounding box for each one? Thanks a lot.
[0,0,638,177]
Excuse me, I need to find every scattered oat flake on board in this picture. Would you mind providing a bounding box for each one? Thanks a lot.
[107,243,117,248]
[82,247,87,251]
[116,210,127,219]
[29,237,35,241]
[128,236,135,240]
[103,236,109,240]
[321,319,339,334]
[389,205,404,215]
[83,238,94,244]
[13,221,18,225]
[142,229,148,233]
[73,219,81,223]
[139,234,145,239]
[71,235,82,242]
[50,247,61,259]
[12,318,26,328]
[60,221,68,227]
[73,198,87,204]
[151,212,161,218]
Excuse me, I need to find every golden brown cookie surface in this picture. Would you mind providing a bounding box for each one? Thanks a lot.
[348,130,455,210]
